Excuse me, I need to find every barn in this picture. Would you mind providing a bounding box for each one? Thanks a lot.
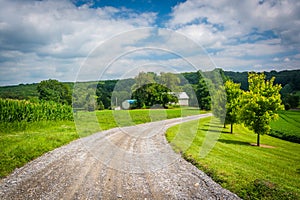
[171,92,189,106]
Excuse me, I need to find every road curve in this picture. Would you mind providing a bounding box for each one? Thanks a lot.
[0,113,240,199]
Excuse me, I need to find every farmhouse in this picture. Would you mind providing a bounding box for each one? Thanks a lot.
[172,92,189,106]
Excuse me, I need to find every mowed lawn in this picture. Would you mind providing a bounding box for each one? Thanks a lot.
[0,108,203,178]
[270,110,300,143]
[166,117,300,200]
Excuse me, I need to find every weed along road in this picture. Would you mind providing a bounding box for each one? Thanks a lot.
[0,113,240,199]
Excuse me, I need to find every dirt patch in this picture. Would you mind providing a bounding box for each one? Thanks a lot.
[250,143,275,148]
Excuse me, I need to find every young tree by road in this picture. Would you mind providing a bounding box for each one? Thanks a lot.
[239,73,284,146]
[224,80,242,133]
[212,85,226,127]
[212,80,242,133]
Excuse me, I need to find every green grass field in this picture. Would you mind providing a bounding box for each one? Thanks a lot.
[270,110,300,143]
[0,108,203,178]
[0,121,77,178]
[74,108,204,136]
[166,117,300,200]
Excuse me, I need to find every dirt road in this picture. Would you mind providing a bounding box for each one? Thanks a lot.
[0,114,240,199]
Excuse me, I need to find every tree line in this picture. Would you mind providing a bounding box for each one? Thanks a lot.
[71,70,219,111]
[1,69,298,110]
[224,70,300,109]
[0,69,294,146]
[0,69,298,115]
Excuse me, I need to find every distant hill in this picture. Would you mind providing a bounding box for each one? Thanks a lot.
[0,83,39,100]
[224,69,300,91]
[0,82,75,100]
[1,69,299,100]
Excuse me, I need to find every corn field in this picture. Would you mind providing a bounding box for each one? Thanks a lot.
[0,98,73,122]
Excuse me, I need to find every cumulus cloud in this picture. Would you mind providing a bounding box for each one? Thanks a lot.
[0,0,157,85]
[168,0,300,71]
[76,28,215,82]
[0,0,299,85]
[169,0,300,41]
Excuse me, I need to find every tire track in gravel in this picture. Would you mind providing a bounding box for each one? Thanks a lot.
[0,113,241,199]
[66,130,130,200]
[100,131,132,200]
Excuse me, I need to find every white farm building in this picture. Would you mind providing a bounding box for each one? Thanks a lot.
[171,92,189,106]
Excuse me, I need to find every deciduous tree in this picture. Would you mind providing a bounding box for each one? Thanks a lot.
[196,78,211,110]
[159,72,180,91]
[239,73,284,146]
[212,85,226,127]
[132,83,177,108]
[37,79,71,105]
[132,72,156,91]
[224,80,242,133]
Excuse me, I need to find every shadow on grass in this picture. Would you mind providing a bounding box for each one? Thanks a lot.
[201,124,235,134]
[221,130,232,134]
[218,139,251,146]
[199,128,222,133]
[201,125,234,134]
[202,124,224,129]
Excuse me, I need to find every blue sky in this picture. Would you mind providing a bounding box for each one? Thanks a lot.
[0,0,299,85]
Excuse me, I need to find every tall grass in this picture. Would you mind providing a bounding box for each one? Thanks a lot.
[0,98,73,122]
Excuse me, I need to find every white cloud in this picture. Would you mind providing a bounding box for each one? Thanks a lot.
[75,28,216,82]
[217,39,285,58]
[174,24,226,47]
[293,54,300,59]
[0,0,299,86]
[167,0,300,72]
[0,0,157,85]
[169,0,300,41]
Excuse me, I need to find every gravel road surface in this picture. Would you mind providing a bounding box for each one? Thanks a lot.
[0,114,240,199]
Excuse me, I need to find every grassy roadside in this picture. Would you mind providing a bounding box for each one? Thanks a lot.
[0,108,203,178]
[166,117,300,200]
[0,121,77,178]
